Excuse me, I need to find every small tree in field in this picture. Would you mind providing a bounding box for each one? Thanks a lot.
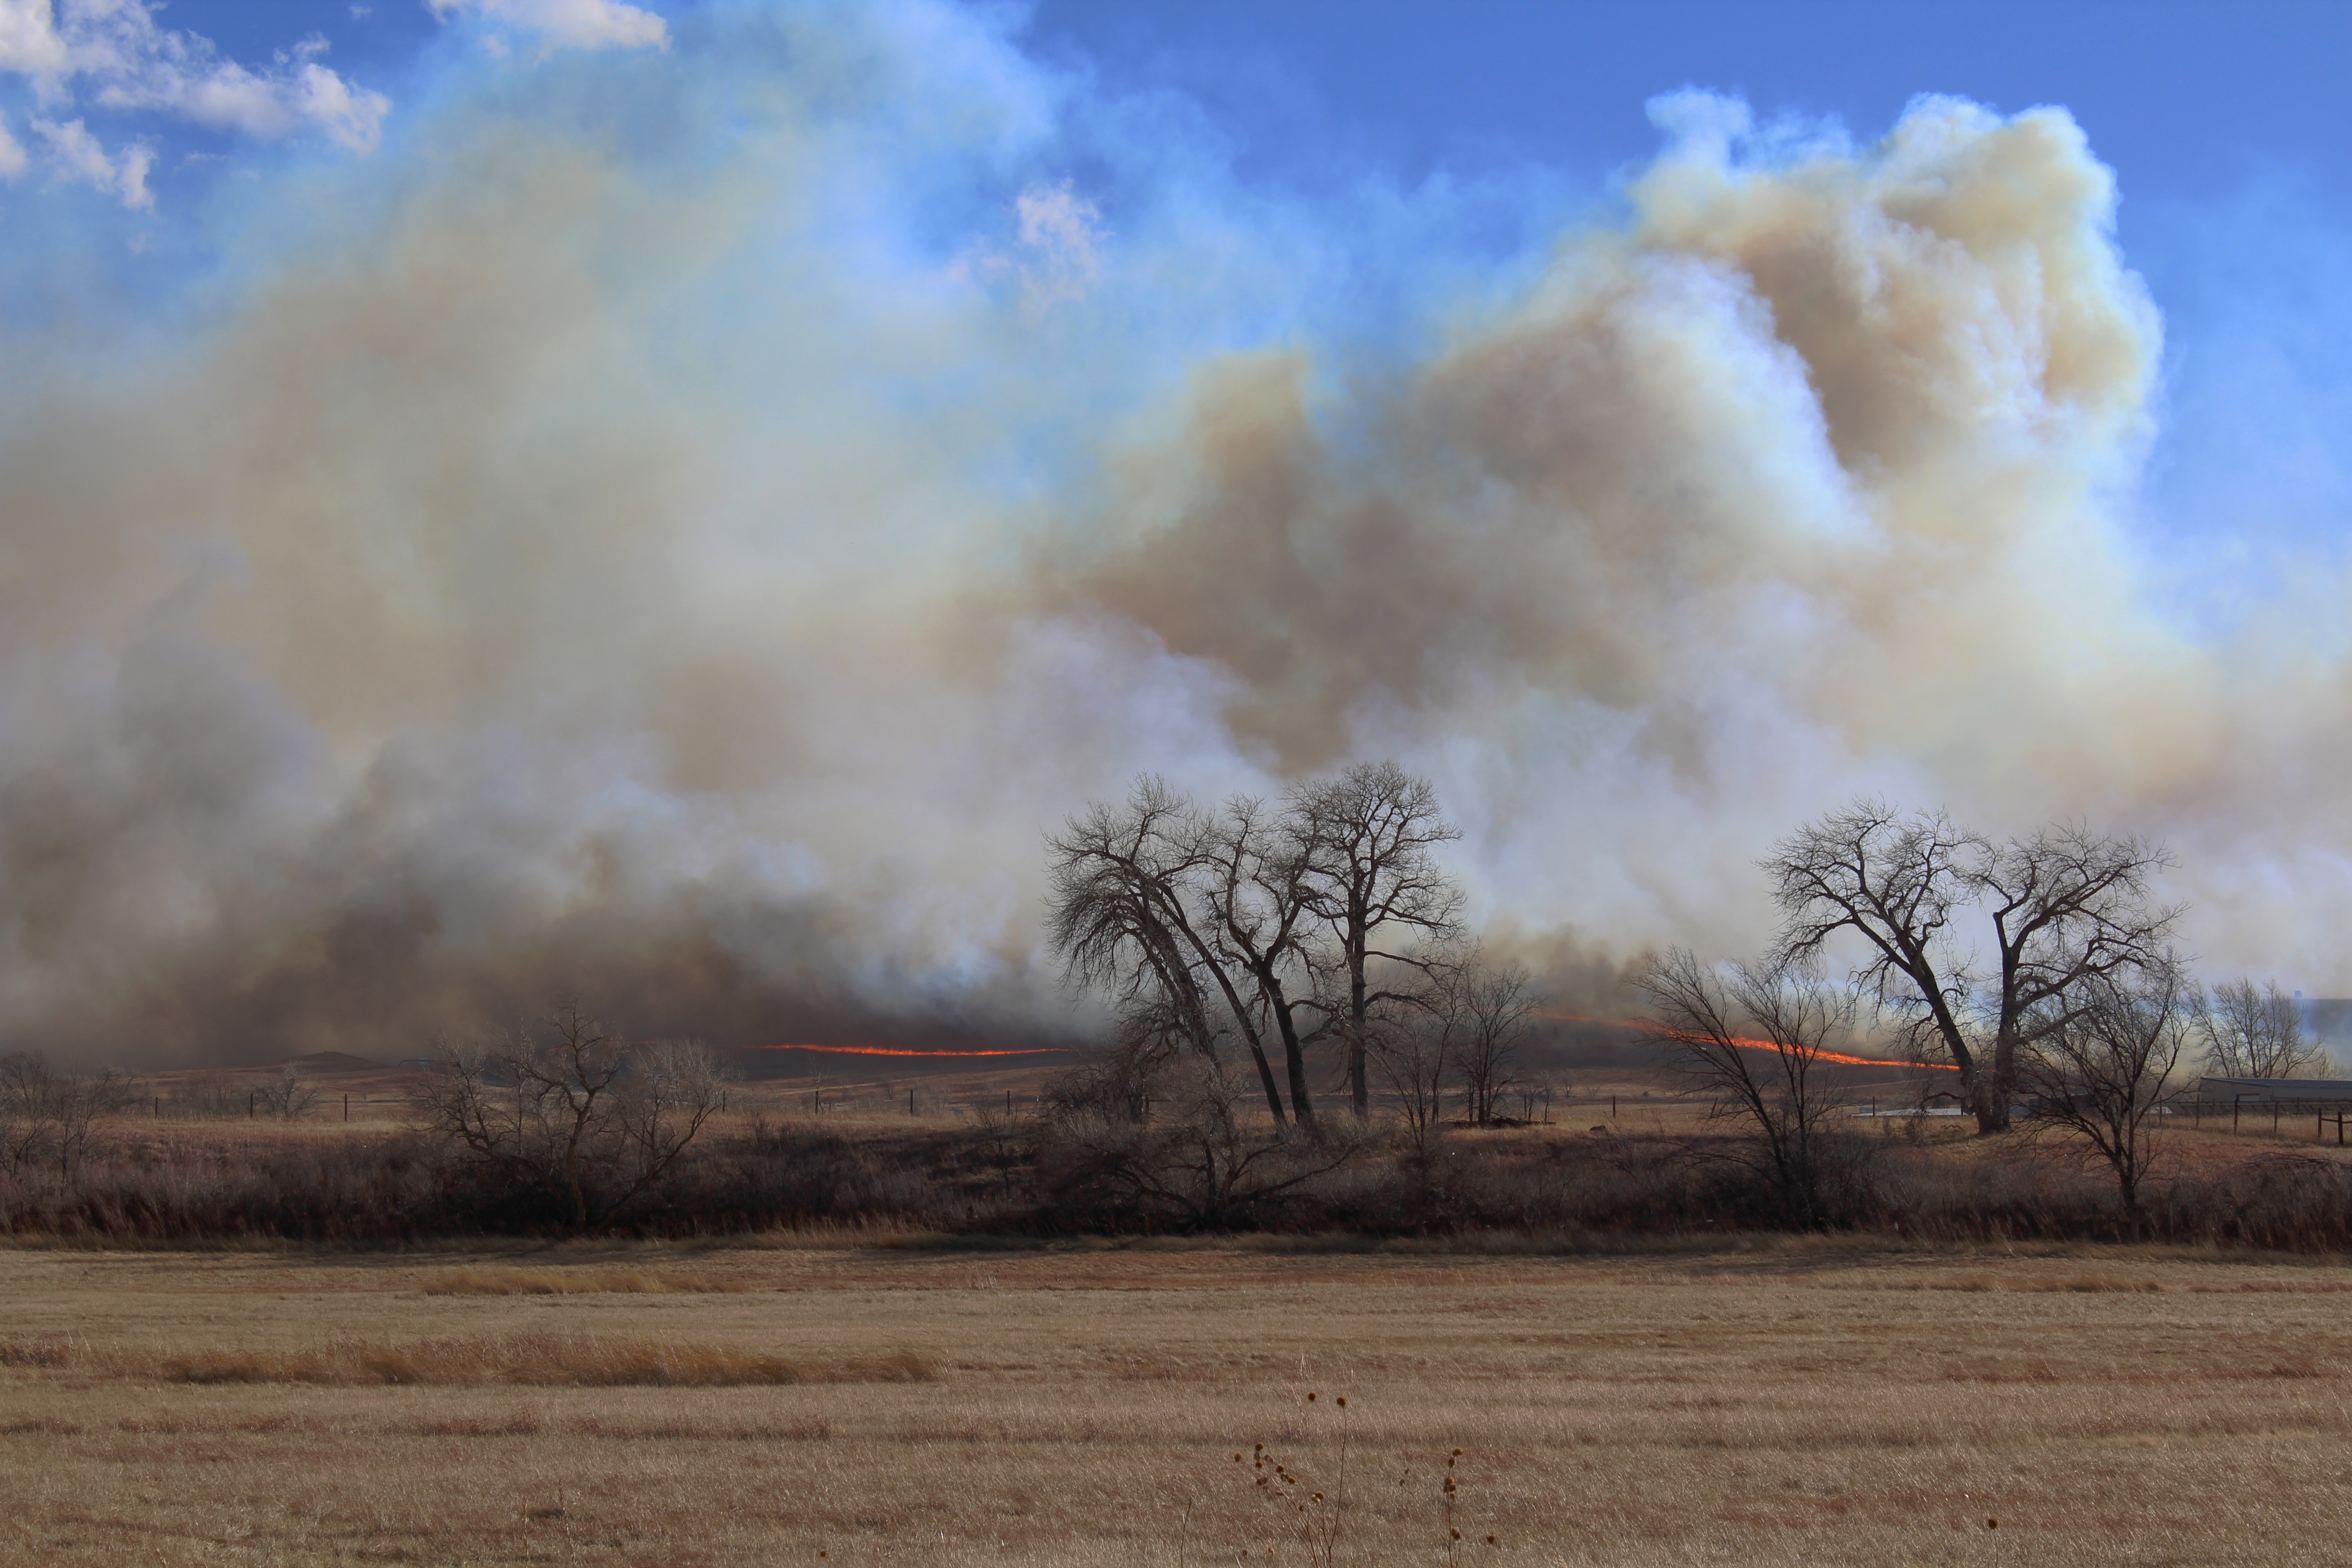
[1453,958,1537,1127]
[414,1000,726,1230]
[1372,983,1455,1160]
[254,1062,319,1120]
[2020,967,2191,1230]
[1633,949,1861,1228]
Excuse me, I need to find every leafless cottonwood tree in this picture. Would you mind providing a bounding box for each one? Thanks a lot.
[1197,793,1336,1128]
[1633,950,1859,1227]
[1294,762,1464,1118]
[2194,977,2323,1078]
[2019,966,2193,1228]
[1048,766,1472,1135]
[413,1000,726,1230]
[1045,778,1291,1124]
[1764,801,2179,1133]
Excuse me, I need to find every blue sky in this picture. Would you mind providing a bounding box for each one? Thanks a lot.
[119,1,2352,211]
[40,2,2352,221]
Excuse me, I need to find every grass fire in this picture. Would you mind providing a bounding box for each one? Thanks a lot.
[4,0,2351,1561]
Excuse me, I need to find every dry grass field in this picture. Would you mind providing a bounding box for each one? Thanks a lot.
[5,1239,2352,1566]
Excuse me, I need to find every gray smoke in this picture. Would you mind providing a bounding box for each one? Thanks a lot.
[0,9,2340,1065]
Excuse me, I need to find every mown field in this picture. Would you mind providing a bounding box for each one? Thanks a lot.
[5,1239,2350,1566]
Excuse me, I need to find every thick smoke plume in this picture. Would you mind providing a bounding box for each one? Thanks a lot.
[0,5,2341,1066]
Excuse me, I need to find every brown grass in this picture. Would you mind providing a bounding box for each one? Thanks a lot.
[423,1264,752,1295]
[2,1332,934,1387]
[1882,1273,2170,1294]
[6,1242,2352,1564]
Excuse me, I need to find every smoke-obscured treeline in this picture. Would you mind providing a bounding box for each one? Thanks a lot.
[4,772,2346,1251]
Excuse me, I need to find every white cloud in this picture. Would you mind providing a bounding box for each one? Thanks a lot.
[430,0,668,52]
[0,115,25,178]
[1014,181,1101,302]
[30,113,149,207]
[291,59,389,152]
[952,181,1106,314]
[0,0,67,77]
[1,0,389,160]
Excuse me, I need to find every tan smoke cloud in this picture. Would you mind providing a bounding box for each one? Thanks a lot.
[1049,93,2336,976]
[0,15,2341,1067]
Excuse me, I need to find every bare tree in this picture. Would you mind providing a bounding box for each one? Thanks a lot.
[0,1052,46,1177]
[2194,977,2323,1078]
[1049,766,1471,1135]
[1045,779,1289,1125]
[0,1052,131,1179]
[253,1061,320,1120]
[1765,800,2179,1133]
[412,1000,725,1230]
[1294,762,1465,1118]
[1633,949,1860,1227]
[1453,957,1538,1127]
[1047,778,1351,1132]
[2020,966,2192,1228]
[1198,794,1334,1129]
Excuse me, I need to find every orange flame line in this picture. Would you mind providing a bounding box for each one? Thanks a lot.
[754,1044,1072,1058]
[1540,1010,1958,1072]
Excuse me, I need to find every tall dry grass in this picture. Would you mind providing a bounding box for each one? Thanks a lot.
[2,1331,935,1387]
[423,1264,750,1295]
[9,1108,2352,1252]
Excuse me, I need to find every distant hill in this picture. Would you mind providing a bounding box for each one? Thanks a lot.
[284,1052,387,1073]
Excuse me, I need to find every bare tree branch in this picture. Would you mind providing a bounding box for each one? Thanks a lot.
[2019,964,2192,1230]
[1292,762,1464,1117]
[1632,948,1860,1227]
[1765,800,2179,1132]
[2194,977,2324,1078]
[411,1000,726,1231]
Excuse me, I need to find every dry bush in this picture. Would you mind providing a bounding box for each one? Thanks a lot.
[12,1333,935,1387]
[0,1053,135,1180]
[16,1093,2352,1252]
[414,1003,727,1230]
[1035,1054,1374,1229]
[423,1265,749,1296]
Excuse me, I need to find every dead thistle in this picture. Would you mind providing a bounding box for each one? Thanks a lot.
[1231,1392,1351,1566]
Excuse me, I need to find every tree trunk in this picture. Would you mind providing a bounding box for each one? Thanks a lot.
[1257,968,1316,1129]
[1348,931,1369,1118]
[1245,1040,1287,1128]
[1972,1034,2017,1134]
